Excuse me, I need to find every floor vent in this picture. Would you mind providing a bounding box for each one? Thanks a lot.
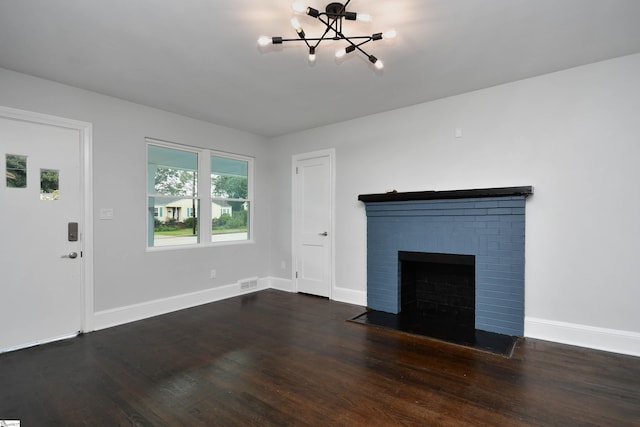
[239,277,258,290]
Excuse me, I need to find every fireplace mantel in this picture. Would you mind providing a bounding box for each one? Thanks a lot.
[358,186,533,203]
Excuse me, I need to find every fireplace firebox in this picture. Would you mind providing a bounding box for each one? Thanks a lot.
[399,251,475,342]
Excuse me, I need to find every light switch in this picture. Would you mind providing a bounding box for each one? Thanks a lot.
[100,208,114,220]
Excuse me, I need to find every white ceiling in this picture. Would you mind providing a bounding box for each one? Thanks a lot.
[1,0,640,137]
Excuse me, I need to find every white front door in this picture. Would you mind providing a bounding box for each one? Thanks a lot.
[0,109,88,352]
[293,150,334,298]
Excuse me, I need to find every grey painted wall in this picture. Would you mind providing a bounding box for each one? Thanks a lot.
[0,67,272,312]
[268,53,640,354]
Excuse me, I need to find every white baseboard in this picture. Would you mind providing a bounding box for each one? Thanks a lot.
[92,278,366,332]
[332,286,367,307]
[1,332,78,354]
[267,277,294,292]
[525,317,640,357]
[93,278,270,331]
[89,285,639,358]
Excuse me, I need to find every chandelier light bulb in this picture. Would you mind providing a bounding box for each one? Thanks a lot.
[291,1,306,14]
[383,30,397,39]
[369,55,384,70]
[309,47,316,63]
[257,36,271,47]
[357,13,372,22]
[290,17,302,31]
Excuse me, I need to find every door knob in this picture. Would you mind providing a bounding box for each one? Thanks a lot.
[62,252,78,259]
[319,232,328,236]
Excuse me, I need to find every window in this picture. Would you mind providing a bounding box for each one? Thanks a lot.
[147,140,253,248]
[147,143,199,247]
[6,154,27,188]
[40,168,59,200]
[211,155,250,243]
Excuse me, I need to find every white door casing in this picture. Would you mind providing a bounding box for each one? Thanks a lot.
[293,150,334,298]
[0,106,93,353]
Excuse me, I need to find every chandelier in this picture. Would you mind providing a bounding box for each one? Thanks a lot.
[258,1,396,69]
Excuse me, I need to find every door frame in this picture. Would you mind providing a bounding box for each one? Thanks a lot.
[291,148,335,298]
[0,105,94,334]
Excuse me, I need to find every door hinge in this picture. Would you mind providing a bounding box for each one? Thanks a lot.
[295,271,299,279]
[296,167,299,174]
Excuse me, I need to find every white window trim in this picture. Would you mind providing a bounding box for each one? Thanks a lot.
[146,138,254,250]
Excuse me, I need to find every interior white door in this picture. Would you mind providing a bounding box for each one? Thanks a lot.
[0,114,83,352]
[294,153,332,297]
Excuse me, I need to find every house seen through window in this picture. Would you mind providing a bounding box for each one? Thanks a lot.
[147,140,252,248]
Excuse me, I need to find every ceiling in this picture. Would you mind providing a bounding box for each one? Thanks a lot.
[1,0,640,137]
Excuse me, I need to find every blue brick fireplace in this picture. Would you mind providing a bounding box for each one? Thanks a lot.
[359,187,533,337]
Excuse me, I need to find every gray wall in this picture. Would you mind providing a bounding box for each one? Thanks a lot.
[0,67,272,313]
[268,54,640,355]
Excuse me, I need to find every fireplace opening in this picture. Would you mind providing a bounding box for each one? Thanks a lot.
[399,251,476,343]
[350,249,519,356]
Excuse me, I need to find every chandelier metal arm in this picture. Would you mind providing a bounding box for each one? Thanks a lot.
[314,12,346,39]
[312,17,335,48]
[280,28,377,59]
[350,40,373,59]
[278,35,373,43]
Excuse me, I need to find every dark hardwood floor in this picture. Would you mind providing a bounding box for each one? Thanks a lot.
[1,289,638,426]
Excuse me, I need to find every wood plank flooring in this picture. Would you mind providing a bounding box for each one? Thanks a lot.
[1,289,639,426]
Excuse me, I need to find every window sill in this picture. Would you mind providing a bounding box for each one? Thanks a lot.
[146,238,256,253]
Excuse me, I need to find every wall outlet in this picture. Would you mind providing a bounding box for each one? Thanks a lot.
[210,269,217,279]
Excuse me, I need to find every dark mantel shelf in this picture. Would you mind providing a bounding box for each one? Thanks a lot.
[358,186,533,203]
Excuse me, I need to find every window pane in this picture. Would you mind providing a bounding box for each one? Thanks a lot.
[148,145,198,197]
[6,154,27,188]
[149,196,199,247]
[211,156,248,198]
[212,200,249,242]
[211,155,250,242]
[40,169,59,200]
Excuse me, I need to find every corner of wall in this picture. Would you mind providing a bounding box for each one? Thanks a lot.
[265,277,294,292]
[332,286,367,307]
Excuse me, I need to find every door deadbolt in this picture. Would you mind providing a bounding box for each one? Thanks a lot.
[68,222,78,241]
